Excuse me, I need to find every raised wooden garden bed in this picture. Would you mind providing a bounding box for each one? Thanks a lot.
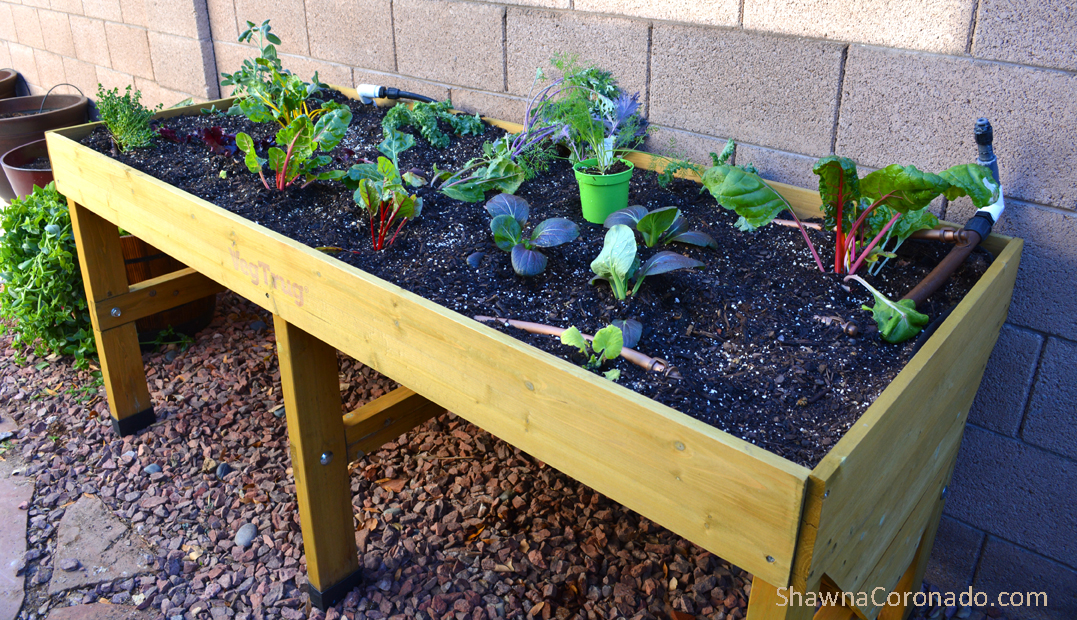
[46,94,1022,619]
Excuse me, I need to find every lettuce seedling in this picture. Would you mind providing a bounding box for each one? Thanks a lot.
[235,108,351,191]
[844,275,929,344]
[352,157,422,250]
[589,225,704,300]
[486,194,578,276]
[560,324,623,381]
[604,205,717,249]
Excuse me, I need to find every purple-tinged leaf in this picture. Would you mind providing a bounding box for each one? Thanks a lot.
[157,126,189,144]
[611,319,643,349]
[485,193,530,225]
[668,231,718,249]
[530,218,579,248]
[637,251,704,277]
[603,205,648,229]
[666,216,689,238]
[511,245,547,276]
[490,214,523,252]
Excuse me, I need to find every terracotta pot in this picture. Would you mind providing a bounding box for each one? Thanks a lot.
[0,70,16,99]
[119,235,217,341]
[1,139,53,199]
[0,94,88,200]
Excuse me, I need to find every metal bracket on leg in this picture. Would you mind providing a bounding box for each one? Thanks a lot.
[306,569,364,610]
[110,407,156,436]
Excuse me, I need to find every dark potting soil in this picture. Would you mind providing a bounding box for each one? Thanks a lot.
[15,156,51,170]
[578,160,633,175]
[79,97,991,468]
[0,108,61,120]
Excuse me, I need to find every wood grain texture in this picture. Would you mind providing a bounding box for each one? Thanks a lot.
[746,577,817,620]
[94,268,225,331]
[343,387,445,461]
[274,316,359,591]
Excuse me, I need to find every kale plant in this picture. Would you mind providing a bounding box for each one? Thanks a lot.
[235,106,352,191]
[604,206,716,249]
[589,225,703,300]
[95,84,162,152]
[383,100,484,148]
[560,324,623,381]
[485,194,578,276]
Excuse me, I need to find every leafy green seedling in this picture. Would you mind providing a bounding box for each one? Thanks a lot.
[589,225,703,300]
[604,205,717,249]
[611,318,642,348]
[560,325,623,381]
[352,157,423,250]
[235,105,351,191]
[844,274,929,344]
[95,84,162,152]
[486,194,579,276]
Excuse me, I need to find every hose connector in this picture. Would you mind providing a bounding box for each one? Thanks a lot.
[354,84,438,105]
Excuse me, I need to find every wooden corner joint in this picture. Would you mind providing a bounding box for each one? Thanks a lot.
[92,267,226,332]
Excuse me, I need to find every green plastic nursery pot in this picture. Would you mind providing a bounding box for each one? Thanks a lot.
[573,157,634,224]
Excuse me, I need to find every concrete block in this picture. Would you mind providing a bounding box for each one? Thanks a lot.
[974,537,1077,620]
[0,43,12,72]
[212,40,248,88]
[352,67,449,103]
[505,8,650,100]
[81,0,122,22]
[923,516,984,594]
[743,0,973,55]
[22,0,52,9]
[105,22,154,80]
[51,0,85,16]
[650,24,845,156]
[95,65,136,92]
[498,0,569,7]
[12,5,45,49]
[117,0,145,27]
[143,0,211,40]
[643,125,732,177]
[1021,338,1077,460]
[147,32,218,98]
[231,0,309,55]
[205,0,238,43]
[949,199,1077,341]
[38,10,76,57]
[448,88,527,125]
[33,48,66,88]
[736,143,824,191]
[9,44,40,90]
[972,0,1077,72]
[213,42,352,94]
[63,56,99,96]
[946,425,1077,564]
[835,45,1077,211]
[0,4,18,43]
[305,0,393,72]
[576,0,738,27]
[965,324,1043,437]
[394,0,505,92]
[70,16,111,67]
[134,75,201,108]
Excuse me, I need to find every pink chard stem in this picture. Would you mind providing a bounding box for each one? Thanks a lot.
[850,211,902,275]
[785,208,827,273]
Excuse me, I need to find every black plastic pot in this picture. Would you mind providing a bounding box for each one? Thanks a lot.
[0,94,88,200]
[0,70,16,99]
[1,139,53,199]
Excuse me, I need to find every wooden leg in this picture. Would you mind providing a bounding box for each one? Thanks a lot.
[879,496,947,620]
[68,200,154,435]
[274,315,361,609]
[748,576,817,620]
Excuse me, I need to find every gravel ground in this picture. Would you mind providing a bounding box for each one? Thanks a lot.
[0,292,1002,620]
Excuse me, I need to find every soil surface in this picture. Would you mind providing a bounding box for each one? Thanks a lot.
[78,96,991,468]
[11,157,52,170]
[0,109,62,120]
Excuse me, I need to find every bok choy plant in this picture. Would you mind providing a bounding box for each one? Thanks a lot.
[560,324,623,381]
[590,225,703,300]
[485,195,578,276]
[603,206,717,249]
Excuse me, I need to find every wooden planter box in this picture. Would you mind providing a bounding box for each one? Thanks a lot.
[46,95,1022,619]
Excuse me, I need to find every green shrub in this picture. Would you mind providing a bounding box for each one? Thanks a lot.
[96,84,161,152]
[0,183,95,367]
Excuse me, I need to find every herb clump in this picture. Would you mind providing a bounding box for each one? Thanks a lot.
[95,84,161,152]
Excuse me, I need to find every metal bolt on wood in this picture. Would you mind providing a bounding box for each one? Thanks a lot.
[320,451,333,466]
[110,308,121,317]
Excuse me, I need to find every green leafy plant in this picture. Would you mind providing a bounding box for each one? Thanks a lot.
[589,225,704,300]
[0,183,95,368]
[235,107,351,191]
[844,275,929,344]
[95,84,162,152]
[383,100,484,148]
[485,194,578,276]
[349,157,422,250]
[560,324,623,381]
[604,205,717,249]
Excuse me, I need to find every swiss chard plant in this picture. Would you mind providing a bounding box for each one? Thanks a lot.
[95,84,162,152]
[383,100,484,148]
[560,324,623,381]
[235,107,352,191]
[485,194,579,276]
[349,157,422,250]
[604,205,717,249]
[590,225,704,300]
[844,275,929,344]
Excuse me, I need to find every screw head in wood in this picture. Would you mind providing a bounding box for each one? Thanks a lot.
[320,451,333,465]
[110,308,121,317]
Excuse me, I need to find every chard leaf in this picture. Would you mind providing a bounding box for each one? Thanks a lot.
[236,133,265,173]
[267,147,286,173]
[611,319,642,349]
[402,171,426,187]
[592,325,623,361]
[560,326,588,356]
[440,182,486,203]
[702,165,790,229]
[667,231,718,249]
[603,206,649,229]
[310,169,345,182]
[485,157,526,194]
[490,214,523,252]
[276,116,313,161]
[812,156,860,231]
[938,164,1000,208]
[845,274,929,344]
[887,206,938,248]
[636,207,680,247]
[603,369,621,381]
[378,128,415,165]
[354,180,380,216]
[860,165,949,214]
[376,156,401,184]
[311,105,351,151]
[590,225,637,300]
[395,193,421,220]
[342,163,380,190]
[485,194,530,225]
[530,218,579,248]
[510,245,548,276]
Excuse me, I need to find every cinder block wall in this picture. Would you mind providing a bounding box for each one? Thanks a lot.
[2,0,1075,616]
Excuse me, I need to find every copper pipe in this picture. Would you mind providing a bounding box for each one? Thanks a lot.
[474,316,679,377]
[902,231,982,306]
[771,219,969,244]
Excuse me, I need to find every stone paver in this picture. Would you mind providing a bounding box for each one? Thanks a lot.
[46,603,153,620]
[0,474,33,620]
[47,496,155,595]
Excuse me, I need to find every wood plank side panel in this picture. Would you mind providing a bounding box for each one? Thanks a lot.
[746,576,817,620]
[801,239,1021,607]
[46,130,810,586]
